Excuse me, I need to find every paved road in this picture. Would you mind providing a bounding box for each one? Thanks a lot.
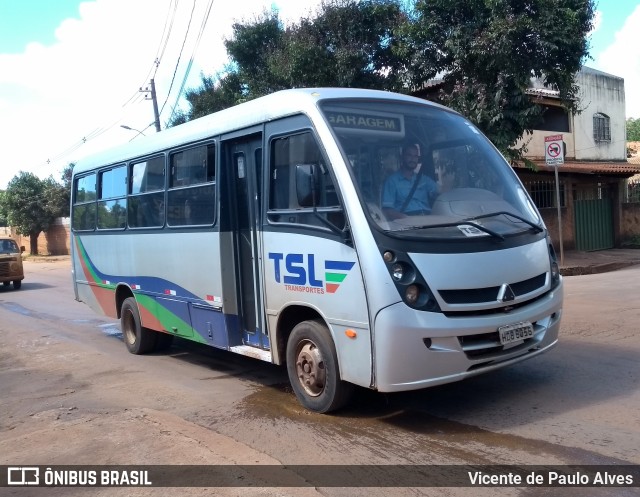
[1,260,639,496]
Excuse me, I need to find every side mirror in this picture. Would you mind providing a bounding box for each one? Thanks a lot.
[296,164,321,208]
[20,246,26,253]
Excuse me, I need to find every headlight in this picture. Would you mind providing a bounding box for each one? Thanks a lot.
[383,251,395,263]
[405,285,420,304]
[381,249,441,312]
[391,263,404,281]
[550,261,559,280]
[548,240,561,289]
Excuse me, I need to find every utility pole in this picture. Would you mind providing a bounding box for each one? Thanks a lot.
[140,79,161,132]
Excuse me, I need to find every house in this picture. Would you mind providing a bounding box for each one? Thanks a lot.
[514,67,640,251]
[414,66,640,251]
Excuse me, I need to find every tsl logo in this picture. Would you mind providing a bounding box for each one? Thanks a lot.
[268,253,355,294]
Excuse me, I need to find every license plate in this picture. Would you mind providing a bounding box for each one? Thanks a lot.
[498,321,534,345]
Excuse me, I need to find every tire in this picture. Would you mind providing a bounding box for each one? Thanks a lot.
[13,280,22,290]
[3,281,10,287]
[286,320,353,413]
[121,297,156,354]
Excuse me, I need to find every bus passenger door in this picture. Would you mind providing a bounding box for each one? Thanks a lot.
[220,133,267,350]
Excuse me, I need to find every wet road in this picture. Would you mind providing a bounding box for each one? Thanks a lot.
[1,259,639,496]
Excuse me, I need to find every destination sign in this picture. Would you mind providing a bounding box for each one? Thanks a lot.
[325,111,403,133]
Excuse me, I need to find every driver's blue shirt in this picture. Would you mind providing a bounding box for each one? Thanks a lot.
[382,171,438,214]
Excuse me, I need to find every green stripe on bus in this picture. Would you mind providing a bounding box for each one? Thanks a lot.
[325,272,347,283]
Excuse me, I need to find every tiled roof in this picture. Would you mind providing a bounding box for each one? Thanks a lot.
[524,88,560,98]
[514,160,640,176]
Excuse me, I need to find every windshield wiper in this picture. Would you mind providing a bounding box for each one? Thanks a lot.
[462,211,544,233]
[393,220,505,240]
[390,211,543,240]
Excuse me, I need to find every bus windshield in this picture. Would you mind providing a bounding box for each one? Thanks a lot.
[320,100,541,237]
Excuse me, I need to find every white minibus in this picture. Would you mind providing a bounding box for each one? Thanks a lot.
[71,88,563,412]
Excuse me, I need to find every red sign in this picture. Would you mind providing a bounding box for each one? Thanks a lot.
[544,135,564,166]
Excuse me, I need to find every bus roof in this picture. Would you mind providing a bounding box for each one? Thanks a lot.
[72,87,441,175]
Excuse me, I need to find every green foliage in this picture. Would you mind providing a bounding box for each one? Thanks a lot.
[172,0,595,162]
[627,117,640,142]
[172,0,407,125]
[400,0,594,160]
[44,176,70,219]
[0,191,7,227]
[2,171,70,254]
[169,72,246,125]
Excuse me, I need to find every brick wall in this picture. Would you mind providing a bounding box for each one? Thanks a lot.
[621,203,640,244]
[5,218,70,256]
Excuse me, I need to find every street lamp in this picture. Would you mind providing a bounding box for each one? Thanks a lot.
[120,125,146,136]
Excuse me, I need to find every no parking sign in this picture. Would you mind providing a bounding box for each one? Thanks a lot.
[544,134,565,265]
[545,134,564,166]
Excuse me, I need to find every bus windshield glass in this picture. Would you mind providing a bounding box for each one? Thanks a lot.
[320,100,541,237]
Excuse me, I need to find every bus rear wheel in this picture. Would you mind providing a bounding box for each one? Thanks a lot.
[121,297,156,354]
[286,320,353,413]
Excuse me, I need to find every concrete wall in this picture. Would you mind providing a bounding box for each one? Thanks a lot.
[621,203,640,244]
[573,67,626,161]
[516,67,627,162]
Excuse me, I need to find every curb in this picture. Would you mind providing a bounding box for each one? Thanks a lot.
[560,261,638,276]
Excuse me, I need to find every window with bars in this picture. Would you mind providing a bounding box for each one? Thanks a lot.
[628,179,640,203]
[524,180,566,209]
[593,113,611,142]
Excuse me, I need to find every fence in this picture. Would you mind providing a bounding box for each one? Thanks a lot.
[627,178,640,203]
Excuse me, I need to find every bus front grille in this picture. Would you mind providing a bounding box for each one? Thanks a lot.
[438,273,547,305]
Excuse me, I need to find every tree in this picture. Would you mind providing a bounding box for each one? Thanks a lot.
[171,0,407,124]
[399,0,595,160]
[2,172,68,255]
[0,191,7,227]
[225,0,406,95]
[169,72,245,125]
[627,118,640,142]
[47,163,73,218]
[172,0,595,162]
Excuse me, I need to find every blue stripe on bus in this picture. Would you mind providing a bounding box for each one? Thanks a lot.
[325,260,355,271]
[77,237,211,305]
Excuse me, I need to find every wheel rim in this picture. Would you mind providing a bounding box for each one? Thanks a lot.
[122,309,137,346]
[295,339,326,397]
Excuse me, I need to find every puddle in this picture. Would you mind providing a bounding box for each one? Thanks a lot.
[99,323,123,337]
[0,301,33,316]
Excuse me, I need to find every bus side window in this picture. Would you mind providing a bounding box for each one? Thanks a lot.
[268,131,343,229]
[97,165,127,230]
[167,144,216,227]
[128,156,165,228]
[72,173,97,231]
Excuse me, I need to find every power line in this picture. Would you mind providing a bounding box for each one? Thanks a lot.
[34,0,210,175]
[154,0,181,79]
[121,0,179,108]
[167,0,216,124]
[159,0,197,116]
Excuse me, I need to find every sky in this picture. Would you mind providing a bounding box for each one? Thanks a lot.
[1,0,639,189]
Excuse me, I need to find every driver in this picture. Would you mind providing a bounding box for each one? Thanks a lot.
[382,144,439,220]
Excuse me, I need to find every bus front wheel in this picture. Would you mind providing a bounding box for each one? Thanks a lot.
[286,320,353,413]
[121,297,156,354]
